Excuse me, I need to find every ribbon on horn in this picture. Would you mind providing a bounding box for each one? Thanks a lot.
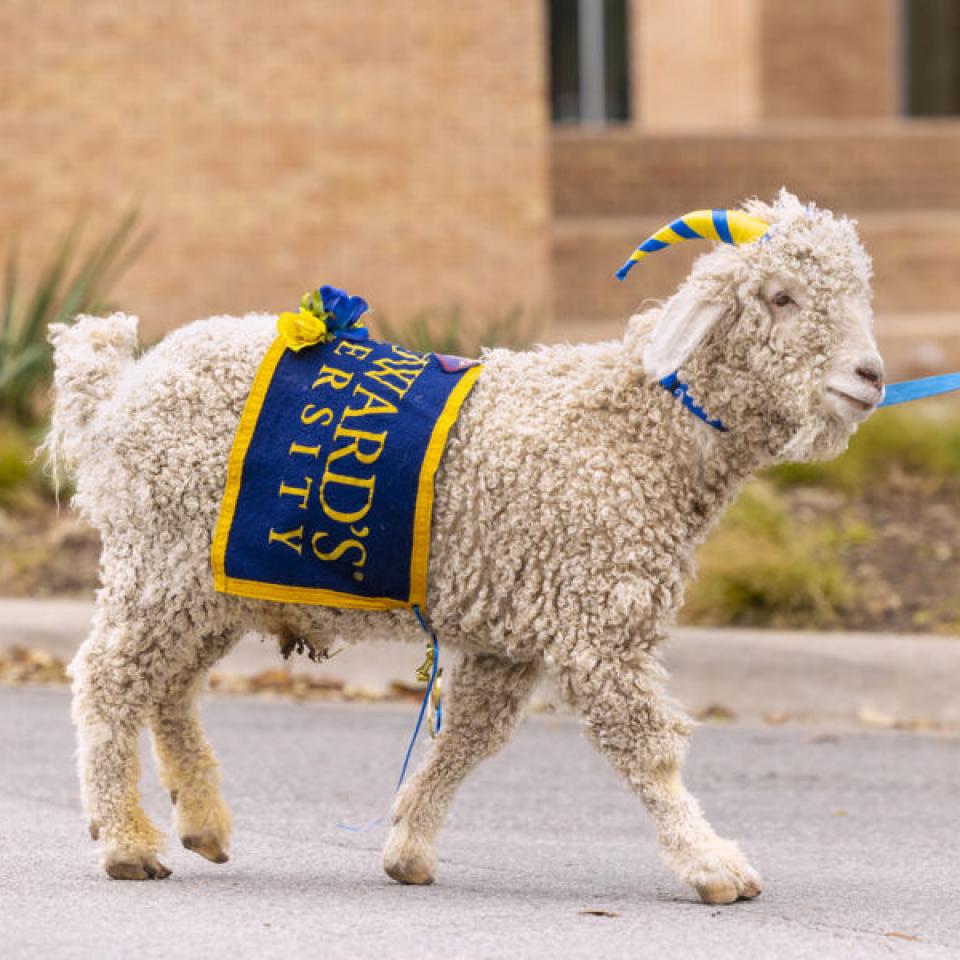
[616,209,770,280]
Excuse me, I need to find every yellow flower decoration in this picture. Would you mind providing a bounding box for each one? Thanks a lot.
[277,306,330,352]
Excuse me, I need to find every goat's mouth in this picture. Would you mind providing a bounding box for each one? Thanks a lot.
[827,387,873,411]
[825,383,881,419]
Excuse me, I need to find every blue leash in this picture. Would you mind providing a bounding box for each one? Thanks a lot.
[879,372,960,408]
[335,604,441,833]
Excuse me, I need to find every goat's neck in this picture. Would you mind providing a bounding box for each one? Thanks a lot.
[636,387,771,545]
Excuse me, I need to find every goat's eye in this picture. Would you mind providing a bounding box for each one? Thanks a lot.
[772,291,795,308]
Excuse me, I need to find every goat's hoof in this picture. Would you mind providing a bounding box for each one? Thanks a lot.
[383,821,436,885]
[89,821,100,841]
[105,855,172,881]
[694,864,762,905]
[182,833,230,864]
[384,853,435,886]
[696,878,739,904]
[684,837,762,905]
[740,873,763,900]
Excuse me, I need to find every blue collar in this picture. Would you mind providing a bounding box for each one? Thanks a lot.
[660,372,728,432]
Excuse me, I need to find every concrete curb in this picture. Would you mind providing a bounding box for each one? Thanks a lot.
[2,597,958,730]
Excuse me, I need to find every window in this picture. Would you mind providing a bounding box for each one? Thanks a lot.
[549,0,630,124]
[905,0,960,115]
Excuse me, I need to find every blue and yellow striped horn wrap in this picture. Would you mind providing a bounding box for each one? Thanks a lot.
[615,209,770,280]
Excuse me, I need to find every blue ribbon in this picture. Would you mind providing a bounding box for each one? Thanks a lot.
[335,605,441,833]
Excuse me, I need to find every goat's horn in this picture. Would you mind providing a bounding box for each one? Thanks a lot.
[615,209,770,280]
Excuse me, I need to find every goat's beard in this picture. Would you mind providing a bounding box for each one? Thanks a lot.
[773,411,856,464]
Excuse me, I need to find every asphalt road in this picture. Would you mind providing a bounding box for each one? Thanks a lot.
[1,686,958,959]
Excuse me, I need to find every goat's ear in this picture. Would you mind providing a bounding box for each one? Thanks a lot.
[641,284,729,380]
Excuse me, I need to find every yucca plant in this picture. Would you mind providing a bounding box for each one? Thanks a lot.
[0,211,147,423]
[375,304,540,356]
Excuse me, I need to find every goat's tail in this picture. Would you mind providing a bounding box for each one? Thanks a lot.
[42,314,138,484]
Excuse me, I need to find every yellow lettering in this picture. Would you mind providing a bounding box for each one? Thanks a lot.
[319,470,376,524]
[278,477,313,510]
[390,344,429,364]
[341,384,398,419]
[288,442,322,459]
[311,531,367,569]
[268,525,304,556]
[334,340,374,361]
[329,425,388,466]
[364,355,429,398]
[300,404,334,426]
[312,365,354,390]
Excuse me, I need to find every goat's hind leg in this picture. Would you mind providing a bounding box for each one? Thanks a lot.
[150,660,233,865]
[71,625,170,880]
[383,651,541,885]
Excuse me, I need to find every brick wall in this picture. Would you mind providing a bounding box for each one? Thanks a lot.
[0,1,550,336]
[760,0,898,119]
[633,0,760,131]
[553,124,960,218]
[627,0,897,131]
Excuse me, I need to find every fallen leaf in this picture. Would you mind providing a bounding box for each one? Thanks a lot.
[578,909,619,918]
[883,931,921,942]
[249,669,293,692]
[389,681,426,700]
[894,716,937,732]
[697,703,737,723]
[857,705,896,729]
[763,711,792,726]
[0,646,69,686]
[342,683,388,702]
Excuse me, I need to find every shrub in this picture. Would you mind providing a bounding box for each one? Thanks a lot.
[0,418,53,506]
[373,304,540,356]
[683,482,862,628]
[0,211,147,423]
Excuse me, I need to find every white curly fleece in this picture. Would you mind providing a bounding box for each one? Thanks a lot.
[46,190,881,902]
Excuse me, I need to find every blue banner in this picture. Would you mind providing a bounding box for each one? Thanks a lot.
[212,336,481,610]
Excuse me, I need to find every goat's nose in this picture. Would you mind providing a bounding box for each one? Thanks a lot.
[856,358,884,388]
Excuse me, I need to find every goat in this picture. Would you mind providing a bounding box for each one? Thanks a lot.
[46,189,881,902]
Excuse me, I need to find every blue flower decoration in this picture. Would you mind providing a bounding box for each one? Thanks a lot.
[319,284,369,340]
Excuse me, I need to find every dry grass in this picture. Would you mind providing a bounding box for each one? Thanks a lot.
[683,482,869,628]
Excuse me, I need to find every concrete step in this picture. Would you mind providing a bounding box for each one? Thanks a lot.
[553,121,960,218]
[3,597,960,728]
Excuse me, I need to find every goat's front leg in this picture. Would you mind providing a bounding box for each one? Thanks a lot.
[383,652,541,885]
[561,649,762,905]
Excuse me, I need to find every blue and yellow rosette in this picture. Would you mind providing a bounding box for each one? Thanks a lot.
[277,284,370,351]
